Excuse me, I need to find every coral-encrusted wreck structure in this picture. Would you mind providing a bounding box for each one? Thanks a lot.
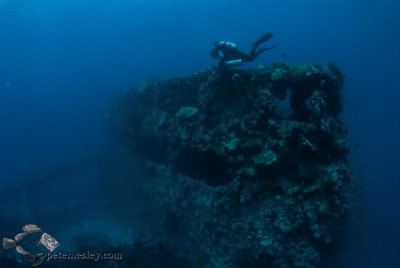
[110,62,352,268]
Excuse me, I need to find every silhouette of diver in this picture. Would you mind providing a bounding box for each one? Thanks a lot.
[210,32,277,67]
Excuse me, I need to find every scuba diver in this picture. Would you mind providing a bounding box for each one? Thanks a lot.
[210,32,277,67]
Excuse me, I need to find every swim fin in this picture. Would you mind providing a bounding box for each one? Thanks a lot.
[260,44,278,52]
[253,32,273,47]
[254,44,278,57]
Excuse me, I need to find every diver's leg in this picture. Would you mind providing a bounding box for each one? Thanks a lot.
[253,44,279,59]
[245,46,258,62]
[236,50,253,62]
[258,44,278,54]
[248,32,273,61]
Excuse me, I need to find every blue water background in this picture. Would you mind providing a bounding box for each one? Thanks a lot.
[0,0,399,266]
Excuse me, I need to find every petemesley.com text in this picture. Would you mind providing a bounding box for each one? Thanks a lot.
[47,251,123,262]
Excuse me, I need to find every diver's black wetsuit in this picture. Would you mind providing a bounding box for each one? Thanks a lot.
[210,32,277,66]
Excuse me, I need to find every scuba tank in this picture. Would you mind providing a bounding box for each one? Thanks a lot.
[225,59,242,67]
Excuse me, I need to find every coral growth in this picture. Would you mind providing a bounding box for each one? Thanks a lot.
[110,62,352,267]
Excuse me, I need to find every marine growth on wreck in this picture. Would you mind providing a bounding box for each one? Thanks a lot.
[110,62,352,268]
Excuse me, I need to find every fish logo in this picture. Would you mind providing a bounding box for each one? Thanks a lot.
[3,224,59,266]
